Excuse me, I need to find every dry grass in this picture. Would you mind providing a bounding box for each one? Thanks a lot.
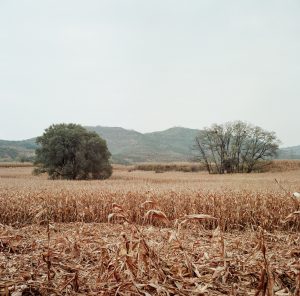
[0,162,33,168]
[131,162,206,173]
[133,160,300,174]
[1,166,300,295]
[267,160,300,172]
[1,167,300,231]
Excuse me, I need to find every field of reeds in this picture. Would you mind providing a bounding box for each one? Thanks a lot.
[1,164,300,295]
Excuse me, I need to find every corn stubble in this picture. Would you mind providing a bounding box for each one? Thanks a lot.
[0,167,300,295]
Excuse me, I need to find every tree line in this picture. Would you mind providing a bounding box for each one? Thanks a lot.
[33,121,280,179]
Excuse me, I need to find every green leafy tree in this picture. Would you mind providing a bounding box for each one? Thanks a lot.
[34,123,112,180]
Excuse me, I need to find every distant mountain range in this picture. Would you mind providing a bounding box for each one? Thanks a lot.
[0,138,37,162]
[276,145,300,160]
[0,126,299,163]
[86,126,199,163]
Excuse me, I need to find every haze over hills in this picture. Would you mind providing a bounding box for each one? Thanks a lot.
[0,126,299,163]
[276,145,300,160]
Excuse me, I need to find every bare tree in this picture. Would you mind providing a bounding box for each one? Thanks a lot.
[194,121,280,174]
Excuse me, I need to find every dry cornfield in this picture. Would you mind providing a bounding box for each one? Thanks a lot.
[1,165,300,295]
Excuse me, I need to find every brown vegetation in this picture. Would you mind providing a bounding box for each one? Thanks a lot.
[266,160,300,172]
[0,162,33,168]
[0,165,300,295]
[133,160,300,174]
[132,162,206,173]
[0,166,300,230]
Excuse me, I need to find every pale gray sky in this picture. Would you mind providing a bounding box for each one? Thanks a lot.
[0,1,299,146]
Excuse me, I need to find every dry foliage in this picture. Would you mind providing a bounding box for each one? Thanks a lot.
[132,162,206,173]
[1,167,300,231]
[0,163,33,168]
[267,160,300,173]
[0,166,300,295]
[133,160,300,174]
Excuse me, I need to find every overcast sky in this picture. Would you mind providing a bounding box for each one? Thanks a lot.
[0,1,299,146]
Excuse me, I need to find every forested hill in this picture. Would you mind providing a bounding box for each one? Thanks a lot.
[0,126,299,163]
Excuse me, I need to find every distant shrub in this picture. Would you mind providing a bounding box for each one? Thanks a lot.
[132,162,207,173]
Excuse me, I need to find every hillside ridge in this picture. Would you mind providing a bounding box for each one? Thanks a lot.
[0,126,299,163]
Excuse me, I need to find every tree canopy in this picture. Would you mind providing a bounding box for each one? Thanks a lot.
[34,123,112,180]
[194,121,280,174]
